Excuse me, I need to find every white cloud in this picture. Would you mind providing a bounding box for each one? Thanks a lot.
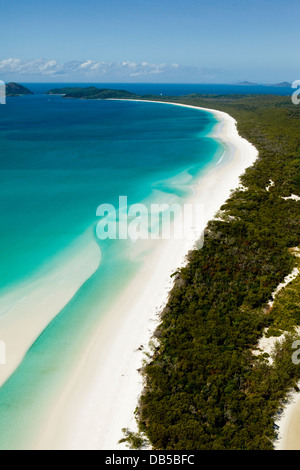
[0,58,60,75]
[0,58,225,83]
[80,60,93,69]
[0,58,187,79]
[0,58,22,71]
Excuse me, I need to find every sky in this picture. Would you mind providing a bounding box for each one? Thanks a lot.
[1,0,299,83]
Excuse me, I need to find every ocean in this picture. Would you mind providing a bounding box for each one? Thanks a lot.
[0,88,226,448]
[24,82,293,96]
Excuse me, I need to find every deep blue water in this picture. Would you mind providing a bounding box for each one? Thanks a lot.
[22,82,293,96]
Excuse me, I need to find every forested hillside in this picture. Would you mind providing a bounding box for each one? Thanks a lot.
[125,94,300,450]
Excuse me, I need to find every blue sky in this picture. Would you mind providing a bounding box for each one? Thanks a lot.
[1,0,299,83]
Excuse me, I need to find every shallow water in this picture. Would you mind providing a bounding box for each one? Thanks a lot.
[0,94,223,449]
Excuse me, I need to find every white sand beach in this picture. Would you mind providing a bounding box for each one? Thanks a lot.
[274,380,300,450]
[0,231,101,388]
[29,102,259,450]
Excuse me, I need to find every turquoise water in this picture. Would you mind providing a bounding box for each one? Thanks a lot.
[0,94,223,448]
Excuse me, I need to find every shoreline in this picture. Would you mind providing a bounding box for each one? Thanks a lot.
[274,382,300,450]
[31,100,259,450]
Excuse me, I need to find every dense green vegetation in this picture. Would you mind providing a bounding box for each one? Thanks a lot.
[124,93,300,450]
[6,82,33,96]
[46,86,139,100]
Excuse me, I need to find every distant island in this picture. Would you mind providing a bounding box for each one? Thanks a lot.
[272,81,291,87]
[46,87,140,100]
[6,82,33,97]
[47,84,293,102]
[237,80,291,87]
[237,81,260,86]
